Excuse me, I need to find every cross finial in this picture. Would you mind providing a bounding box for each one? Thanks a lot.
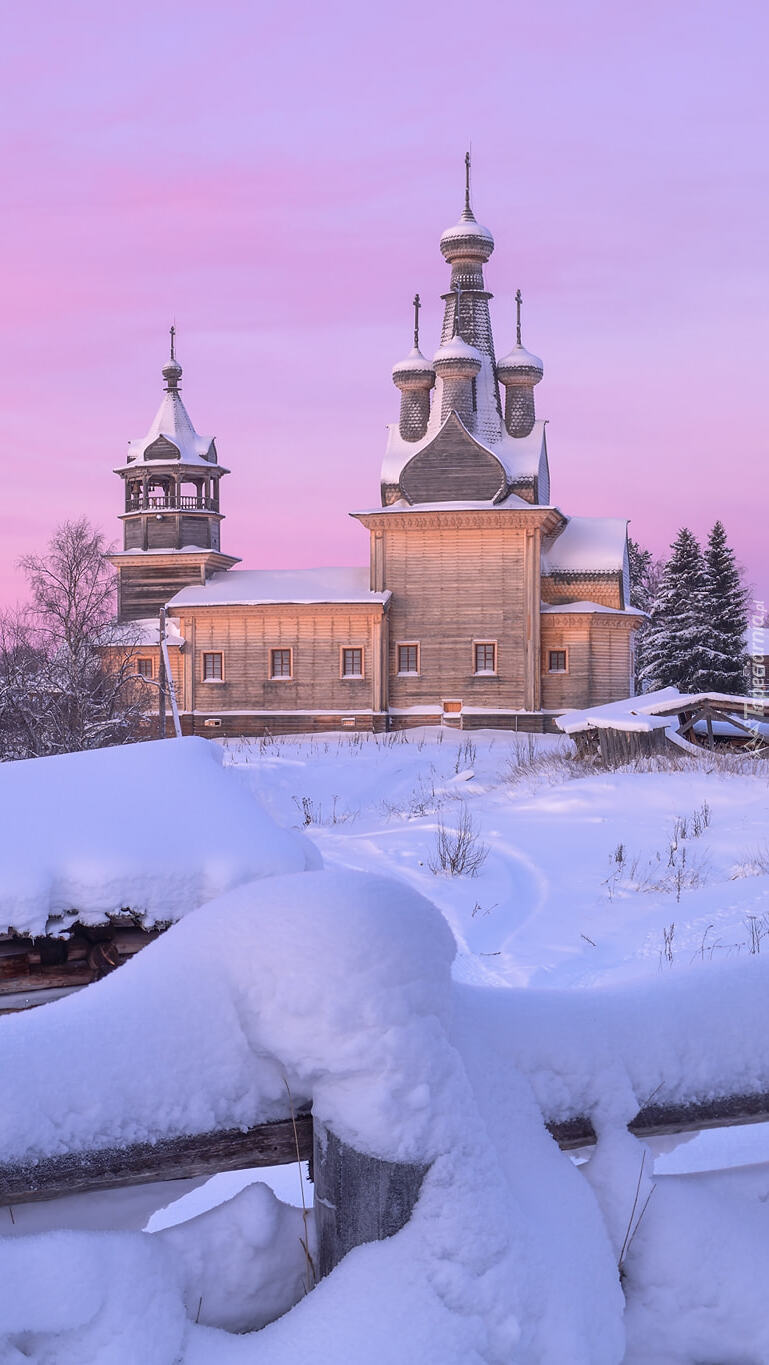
[413,293,421,349]
[464,150,471,213]
[515,289,523,346]
[169,324,176,361]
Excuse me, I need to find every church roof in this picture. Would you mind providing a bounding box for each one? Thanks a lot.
[382,414,550,500]
[541,516,629,575]
[116,337,219,472]
[168,567,390,609]
[541,601,643,617]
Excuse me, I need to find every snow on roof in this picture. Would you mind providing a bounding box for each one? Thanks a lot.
[496,342,544,375]
[0,737,318,937]
[558,687,769,735]
[118,388,217,470]
[110,617,185,647]
[557,688,681,735]
[542,516,628,575]
[381,413,550,499]
[167,566,390,609]
[542,600,644,617]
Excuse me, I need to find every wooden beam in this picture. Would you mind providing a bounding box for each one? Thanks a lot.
[5,1090,769,1208]
[0,1115,312,1206]
[548,1090,769,1150]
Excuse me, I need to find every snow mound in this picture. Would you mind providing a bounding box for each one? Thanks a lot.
[0,737,319,938]
[0,867,624,1362]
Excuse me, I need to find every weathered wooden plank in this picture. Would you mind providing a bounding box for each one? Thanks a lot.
[548,1091,769,1150]
[5,1091,769,1209]
[0,1115,313,1206]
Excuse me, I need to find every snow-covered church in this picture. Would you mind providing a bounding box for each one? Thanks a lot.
[108,163,642,735]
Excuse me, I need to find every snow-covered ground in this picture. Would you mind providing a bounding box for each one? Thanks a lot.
[2,728,769,1363]
[226,727,769,990]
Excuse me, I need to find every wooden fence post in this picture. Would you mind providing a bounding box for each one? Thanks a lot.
[313,1120,428,1278]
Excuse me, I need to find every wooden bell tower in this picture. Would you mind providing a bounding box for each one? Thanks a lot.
[109,330,238,621]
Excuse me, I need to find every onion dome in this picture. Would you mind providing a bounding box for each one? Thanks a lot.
[432,333,482,379]
[392,346,436,390]
[162,326,183,390]
[496,341,544,387]
[439,152,494,263]
[439,207,495,264]
[497,291,543,439]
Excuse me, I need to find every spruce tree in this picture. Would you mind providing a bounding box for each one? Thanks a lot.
[700,520,749,693]
[627,536,663,692]
[640,528,711,693]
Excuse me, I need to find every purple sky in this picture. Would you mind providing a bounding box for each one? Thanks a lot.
[1,0,767,609]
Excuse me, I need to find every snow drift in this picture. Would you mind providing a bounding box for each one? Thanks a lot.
[0,736,319,937]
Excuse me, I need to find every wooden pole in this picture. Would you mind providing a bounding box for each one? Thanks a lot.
[158,607,167,739]
[312,1120,428,1279]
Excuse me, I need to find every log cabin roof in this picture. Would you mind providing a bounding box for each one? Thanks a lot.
[542,515,629,579]
[167,566,390,609]
[541,601,643,617]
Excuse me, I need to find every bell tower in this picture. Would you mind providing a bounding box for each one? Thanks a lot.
[109,331,239,621]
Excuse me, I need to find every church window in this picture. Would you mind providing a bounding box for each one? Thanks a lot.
[548,650,568,673]
[397,644,419,675]
[136,657,153,679]
[270,648,293,679]
[474,642,497,674]
[342,648,364,678]
[203,652,224,681]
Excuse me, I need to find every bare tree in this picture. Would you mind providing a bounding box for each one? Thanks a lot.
[0,518,152,759]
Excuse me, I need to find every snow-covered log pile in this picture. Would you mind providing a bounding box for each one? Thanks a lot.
[0,738,319,1006]
[5,865,769,1360]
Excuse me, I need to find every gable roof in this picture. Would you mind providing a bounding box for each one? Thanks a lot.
[167,566,390,609]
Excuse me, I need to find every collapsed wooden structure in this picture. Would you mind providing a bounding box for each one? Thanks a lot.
[559,687,769,764]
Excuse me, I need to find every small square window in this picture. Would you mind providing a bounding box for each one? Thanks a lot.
[342,648,363,678]
[270,648,292,679]
[548,650,568,674]
[398,644,419,675]
[136,657,153,679]
[474,643,496,674]
[203,652,223,681]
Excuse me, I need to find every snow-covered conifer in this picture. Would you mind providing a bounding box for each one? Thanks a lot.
[700,520,750,693]
[627,537,662,692]
[640,527,710,692]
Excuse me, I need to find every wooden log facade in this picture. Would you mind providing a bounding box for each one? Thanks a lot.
[104,178,643,736]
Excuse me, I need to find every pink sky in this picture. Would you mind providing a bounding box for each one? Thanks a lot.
[1,0,766,609]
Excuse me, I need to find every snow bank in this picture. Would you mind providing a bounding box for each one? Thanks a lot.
[0,737,319,937]
[461,960,769,1130]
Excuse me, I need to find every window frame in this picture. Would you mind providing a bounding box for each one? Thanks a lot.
[340,646,365,680]
[396,642,420,677]
[269,647,293,681]
[473,640,497,676]
[547,648,569,675]
[135,656,154,679]
[201,651,225,683]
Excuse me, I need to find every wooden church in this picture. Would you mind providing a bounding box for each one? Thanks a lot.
[108,164,642,735]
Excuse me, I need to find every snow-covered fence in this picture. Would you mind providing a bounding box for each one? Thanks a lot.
[7,860,769,1333]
